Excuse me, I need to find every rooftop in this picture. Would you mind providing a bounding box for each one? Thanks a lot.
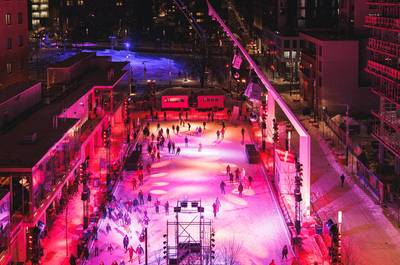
[300,30,358,41]
[48,52,95,68]
[0,81,40,105]
[0,61,129,170]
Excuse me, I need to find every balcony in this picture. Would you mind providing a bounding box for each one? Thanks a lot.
[372,110,400,132]
[371,83,400,105]
[365,60,400,82]
[372,122,400,157]
[367,1,400,7]
[367,38,400,57]
[365,16,400,32]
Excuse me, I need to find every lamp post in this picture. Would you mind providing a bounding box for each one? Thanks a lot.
[337,211,343,264]
[145,224,148,265]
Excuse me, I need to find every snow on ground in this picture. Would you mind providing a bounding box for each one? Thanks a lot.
[87,121,293,265]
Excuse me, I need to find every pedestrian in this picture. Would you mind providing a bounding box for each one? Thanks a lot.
[136,244,144,264]
[147,192,152,203]
[138,190,144,205]
[340,174,345,188]
[282,245,288,260]
[185,136,189,147]
[123,234,129,252]
[176,146,181,155]
[212,202,217,217]
[226,164,231,176]
[238,182,244,197]
[203,121,206,130]
[198,143,202,152]
[216,130,220,140]
[176,125,180,134]
[220,180,226,194]
[164,201,169,215]
[247,175,253,189]
[128,245,135,262]
[69,254,77,265]
[215,197,221,212]
[211,112,214,122]
[155,199,160,213]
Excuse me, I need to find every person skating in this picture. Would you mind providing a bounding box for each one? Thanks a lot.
[226,164,231,176]
[203,121,206,130]
[128,245,135,262]
[106,222,112,233]
[185,136,189,147]
[138,173,144,186]
[269,259,276,265]
[211,112,214,122]
[216,130,220,140]
[241,127,245,142]
[120,260,125,265]
[164,201,169,215]
[138,190,144,205]
[132,177,137,191]
[282,245,288,260]
[168,141,172,153]
[136,244,144,264]
[123,234,129,252]
[220,180,226,194]
[188,123,191,131]
[185,111,188,120]
[235,168,240,182]
[154,199,161,213]
[238,182,244,197]
[107,243,114,253]
[176,146,181,155]
[340,174,345,188]
[147,192,152,203]
[212,202,217,217]
[133,197,139,212]
[172,142,176,153]
[157,151,161,160]
[166,128,170,137]
[172,124,175,133]
[198,142,202,152]
[229,172,234,183]
[222,121,225,129]
[92,224,98,240]
[215,197,221,212]
[94,240,99,256]
[247,175,253,189]
[164,111,167,121]
[207,112,211,121]
[176,125,180,134]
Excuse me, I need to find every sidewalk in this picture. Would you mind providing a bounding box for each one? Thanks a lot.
[280,93,400,265]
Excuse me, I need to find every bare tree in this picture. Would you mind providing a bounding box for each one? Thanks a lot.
[216,237,243,265]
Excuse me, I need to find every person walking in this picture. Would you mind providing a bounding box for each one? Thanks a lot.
[123,235,129,252]
[172,142,176,153]
[238,182,244,197]
[282,245,288,260]
[185,136,189,147]
[220,180,226,194]
[172,124,175,133]
[340,174,345,188]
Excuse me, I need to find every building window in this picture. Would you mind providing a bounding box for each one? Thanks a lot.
[284,40,290,49]
[78,0,84,6]
[5,13,11,25]
[18,35,23,47]
[18,13,23,24]
[6,63,12,74]
[7,38,12,49]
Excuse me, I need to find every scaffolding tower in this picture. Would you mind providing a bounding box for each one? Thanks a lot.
[164,200,214,265]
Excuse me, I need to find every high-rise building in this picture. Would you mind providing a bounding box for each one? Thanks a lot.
[0,0,29,88]
[365,1,400,176]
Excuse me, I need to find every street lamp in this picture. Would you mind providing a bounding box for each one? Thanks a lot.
[337,211,343,263]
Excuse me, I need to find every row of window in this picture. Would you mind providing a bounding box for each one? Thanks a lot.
[6,36,24,49]
[5,12,23,25]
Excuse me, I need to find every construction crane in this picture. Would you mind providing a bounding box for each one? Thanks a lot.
[171,0,208,87]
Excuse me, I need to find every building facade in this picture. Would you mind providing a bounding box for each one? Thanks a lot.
[0,0,29,88]
[365,1,400,178]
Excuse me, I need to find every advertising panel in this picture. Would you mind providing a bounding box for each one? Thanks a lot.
[161,95,189,109]
[197,95,225,109]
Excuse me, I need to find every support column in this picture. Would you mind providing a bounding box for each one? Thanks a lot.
[299,134,311,216]
[266,93,275,142]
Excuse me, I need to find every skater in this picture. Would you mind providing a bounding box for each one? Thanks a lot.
[229,172,234,183]
[340,174,345,188]
[216,130,220,140]
[226,164,231,176]
[92,224,98,240]
[215,197,221,212]
[128,245,135,262]
[168,141,172,153]
[282,245,288,260]
[138,190,144,205]
[176,146,181,155]
[198,142,202,152]
[222,121,225,129]
[157,151,161,160]
[176,125,180,134]
[132,177,137,191]
[220,180,226,194]
[221,127,225,139]
[203,121,206,130]
[172,142,176,153]
[188,123,191,131]
[123,235,129,252]
[136,244,144,264]
[155,199,161,213]
[106,223,112,233]
[235,168,240,182]
[94,240,99,256]
[211,112,214,122]
[269,259,276,265]
[185,136,189,147]
[138,173,144,186]
[172,124,175,133]
[164,111,167,121]
[147,192,152,203]
[186,111,188,120]
[166,128,170,137]
[241,127,245,141]
[164,201,169,215]
[108,243,114,253]
[133,197,139,212]
[212,202,217,217]
[247,175,253,189]
[238,182,244,197]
